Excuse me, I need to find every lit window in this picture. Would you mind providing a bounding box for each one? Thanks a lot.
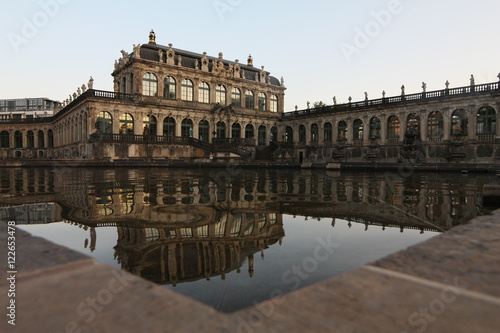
[181,79,194,101]
[199,82,210,103]
[164,76,176,99]
[258,92,266,111]
[142,73,158,97]
[245,90,254,109]
[216,84,226,105]
[270,95,278,112]
[232,88,241,107]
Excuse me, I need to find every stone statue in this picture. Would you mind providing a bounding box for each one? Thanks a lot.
[82,84,87,93]
[158,49,163,62]
[445,80,450,89]
[69,95,72,102]
[120,50,129,59]
[133,44,141,58]
[73,92,77,100]
[470,74,475,86]
[88,76,94,89]
[281,76,285,86]
[422,82,426,92]
[401,85,405,95]
[382,90,386,98]
[364,92,368,101]
[295,105,298,111]
[348,96,352,103]
[307,101,310,109]
[194,58,199,69]
[333,96,337,105]
[77,87,81,95]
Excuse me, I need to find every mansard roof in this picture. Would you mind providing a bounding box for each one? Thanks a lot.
[137,42,282,87]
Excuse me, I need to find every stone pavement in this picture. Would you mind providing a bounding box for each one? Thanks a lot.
[1,210,499,332]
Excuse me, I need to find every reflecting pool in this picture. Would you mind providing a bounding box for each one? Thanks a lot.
[1,167,494,312]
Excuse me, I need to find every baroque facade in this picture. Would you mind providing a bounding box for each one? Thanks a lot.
[0,30,498,165]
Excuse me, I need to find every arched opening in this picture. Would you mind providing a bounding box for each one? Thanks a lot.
[48,130,54,148]
[311,123,319,142]
[27,130,35,148]
[231,123,241,139]
[258,92,267,111]
[353,119,363,141]
[451,109,468,135]
[142,73,158,97]
[181,118,194,138]
[164,76,176,99]
[181,79,194,101]
[216,121,226,139]
[38,130,45,148]
[258,125,266,145]
[163,117,176,137]
[0,131,9,148]
[477,106,496,135]
[428,111,443,137]
[406,113,421,136]
[285,126,294,143]
[232,88,241,107]
[387,115,400,139]
[369,117,381,138]
[270,95,278,112]
[337,121,347,140]
[245,90,254,109]
[199,82,210,103]
[245,124,254,139]
[299,125,306,143]
[324,122,332,142]
[270,126,278,143]
[96,111,112,134]
[143,115,157,136]
[119,113,134,135]
[14,131,23,148]
[198,120,209,142]
[216,85,227,105]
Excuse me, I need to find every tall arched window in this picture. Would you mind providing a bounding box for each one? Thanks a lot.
[119,113,134,135]
[270,95,278,112]
[216,85,226,105]
[121,77,127,94]
[14,131,22,148]
[324,122,332,142]
[164,76,176,99]
[353,119,363,140]
[258,92,267,111]
[198,120,209,141]
[387,115,400,138]
[142,73,158,97]
[407,113,420,135]
[143,115,157,136]
[38,130,45,148]
[311,123,319,142]
[369,117,381,138]
[217,121,226,138]
[163,117,176,137]
[337,121,347,139]
[299,125,306,143]
[232,88,241,107]
[199,82,210,103]
[270,126,278,143]
[477,106,496,135]
[258,125,266,145]
[245,90,254,109]
[451,109,468,135]
[181,118,193,137]
[428,111,443,137]
[181,79,194,101]
[231,123,241,139]
[0,131,9,148]
[245,124,254,139]
[285,126,294,143]
[96,111,112,134]
[27,130,34,148]
[48,130,54,148]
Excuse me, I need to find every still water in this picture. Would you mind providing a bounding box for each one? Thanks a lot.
[1,167,495,312]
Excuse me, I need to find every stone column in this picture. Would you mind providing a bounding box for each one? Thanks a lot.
[346,118,353,144]
[399,113,407,143]
[156,114,164,136]
[420,112,428,142]
[468,109,476,139]
[443,111,451,141]
[362,116,370,144]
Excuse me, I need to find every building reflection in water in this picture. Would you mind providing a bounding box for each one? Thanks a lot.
[0,168,494,287]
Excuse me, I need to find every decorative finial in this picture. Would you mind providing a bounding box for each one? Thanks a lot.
[218,52,223,60]
[235,59,239,64]
[168,43,173,49]
[247,54,253,66]
[149,29,156,44]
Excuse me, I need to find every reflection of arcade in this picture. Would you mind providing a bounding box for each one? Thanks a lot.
[114,212,283,285]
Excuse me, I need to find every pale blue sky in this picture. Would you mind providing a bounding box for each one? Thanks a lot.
[1,0,499,111]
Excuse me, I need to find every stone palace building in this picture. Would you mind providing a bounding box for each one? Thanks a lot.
[0,30,498,166]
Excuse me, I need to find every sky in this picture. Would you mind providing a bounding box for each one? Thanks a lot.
[1,0,499,111]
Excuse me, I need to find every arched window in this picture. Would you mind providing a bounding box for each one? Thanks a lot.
[0,131,9,148]
[245,124,254,139]
[231,123,241,139]
[407,113,420,136]
[198,120,209,141]
[285,126,294,143]
[270,126,278,143]
[258,92,267,111]
[270,95,278,112]
[199,82,210,103]
[27,130,34,148]
[232,88,241,107]
[324,122,332,142]
[216,85,226,105]
[245,90,254,109]
[451,109,468,135]
[338,121,347,139]
[163,117,176,137]
[164,76,176,99]
[143,115,157,136]
[14,131,22,148]
[311,123,319,142]
[38,130,45,148]
[258,125,266,145]
[48,130,54,148]
[299,125,306,143]
[96,111,112,134]
[428,111,443,137]
[181,79,194,101]
[387,115,400,138]
[369,117,381,138]
[216,121,226,138]
[142,73,158,97]
[181,118,193,137]
[119,113,134,135]
[477,106,496,135]
[121,77,127,94]
[353,119,363,140]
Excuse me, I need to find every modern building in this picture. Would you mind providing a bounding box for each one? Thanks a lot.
[0,97,60,120]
